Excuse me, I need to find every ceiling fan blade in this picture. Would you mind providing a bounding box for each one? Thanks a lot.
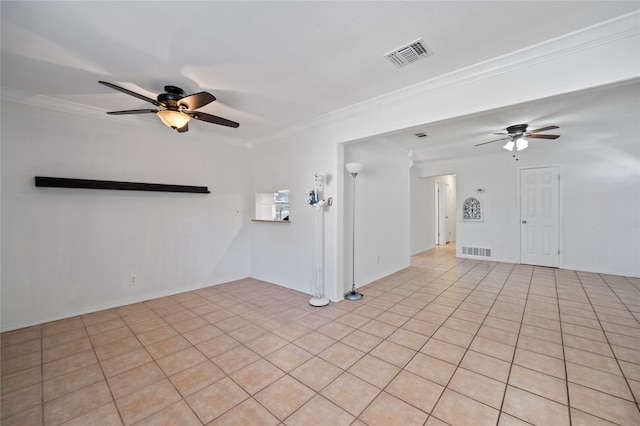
[188,111,239,128]
[528,125,559,134]
[176,123,189,133]
[179,92,216,110]
[475,136,510,146]
[106,109,159,115]
[528,134,560,139]
[99,81,160,107]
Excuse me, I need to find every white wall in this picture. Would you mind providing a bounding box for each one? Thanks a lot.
[2,13,637,330]
[1,101,253,330]
[248,16,639,303]
[419,135,640,277]
[410,167,433,255]
[249,134,411,302]
[344,139,410,290]
[249,137,339,300]
[249,11,638,288]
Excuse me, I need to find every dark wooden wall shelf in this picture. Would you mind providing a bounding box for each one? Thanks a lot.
[35,177,210,194]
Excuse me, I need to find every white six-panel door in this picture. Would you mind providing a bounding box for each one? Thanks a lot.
[520,166,560,267]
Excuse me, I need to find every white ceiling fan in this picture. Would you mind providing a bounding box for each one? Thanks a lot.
[476,124,560,151]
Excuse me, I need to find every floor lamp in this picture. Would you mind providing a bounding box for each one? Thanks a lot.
[345,162,363,300]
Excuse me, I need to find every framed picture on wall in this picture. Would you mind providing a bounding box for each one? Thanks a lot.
[462,197,483,222]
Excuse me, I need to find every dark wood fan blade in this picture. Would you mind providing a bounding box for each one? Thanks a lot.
[176,123,189,133]
[188,111,239,128]
[106,109,159,115]
[528,134,560,139]
[475,136,510,146]
[99,81,160,107]
[179,92,216,110]
[528,125,559,133]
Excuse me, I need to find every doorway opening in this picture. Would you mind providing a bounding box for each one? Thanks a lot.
[434,175,457,246]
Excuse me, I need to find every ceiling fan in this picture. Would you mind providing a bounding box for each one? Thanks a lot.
[98,81,239,133]
[476,124,559,151]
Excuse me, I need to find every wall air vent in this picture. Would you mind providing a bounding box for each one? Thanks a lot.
[461,246,492,259]
[384,38,434,68]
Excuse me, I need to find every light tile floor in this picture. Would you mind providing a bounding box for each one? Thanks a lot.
[2,243,640,425]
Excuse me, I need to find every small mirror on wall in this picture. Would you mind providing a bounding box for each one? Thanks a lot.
[255,190,290,221]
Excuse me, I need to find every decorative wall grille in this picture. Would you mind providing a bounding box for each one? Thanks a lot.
[462,197,482,221]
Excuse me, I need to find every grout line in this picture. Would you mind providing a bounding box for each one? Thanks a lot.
[554,267,573,426]
[3,245,640,425]
[40,326,45,426]
[574,272,640,407]
[480,262,533,425]
[340,245,468,421]
[358,251,510,423]
[91,311,128,426]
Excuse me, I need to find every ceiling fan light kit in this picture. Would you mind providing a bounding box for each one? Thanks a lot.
[98,81,239,132]
[503,136,529,152]
[515,137,528,151]
[157,109,190,130]
[502,140,516,151]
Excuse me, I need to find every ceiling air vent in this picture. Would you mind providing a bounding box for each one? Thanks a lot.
[385,38,434,68]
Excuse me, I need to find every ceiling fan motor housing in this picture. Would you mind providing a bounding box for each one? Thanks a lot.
[157,86,186,108]
[506,124,528,135]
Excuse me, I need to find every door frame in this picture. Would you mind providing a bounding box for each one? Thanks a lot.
[445,183,455,243]
[435,182,446,245]
[517,164,564,268]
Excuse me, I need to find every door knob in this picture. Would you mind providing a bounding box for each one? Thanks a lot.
[521,220,527,224]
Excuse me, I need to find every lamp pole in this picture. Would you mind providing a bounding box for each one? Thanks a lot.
[345,163,363,300]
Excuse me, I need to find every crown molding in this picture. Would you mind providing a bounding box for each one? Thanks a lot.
[248,11,640,148]
[0,87,251,149]
[2,11,637,151]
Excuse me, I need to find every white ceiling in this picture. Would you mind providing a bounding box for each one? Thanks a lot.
[384,79,640,162]
[2,1,639,159]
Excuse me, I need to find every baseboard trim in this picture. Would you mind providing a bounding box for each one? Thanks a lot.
[0,280,246,333]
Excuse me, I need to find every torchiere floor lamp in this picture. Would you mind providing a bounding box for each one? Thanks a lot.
[345,162,363,301]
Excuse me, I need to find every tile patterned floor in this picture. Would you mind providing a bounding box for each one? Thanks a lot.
[2,243,640,425]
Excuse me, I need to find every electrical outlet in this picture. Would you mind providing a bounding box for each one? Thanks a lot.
[129,275,137,286]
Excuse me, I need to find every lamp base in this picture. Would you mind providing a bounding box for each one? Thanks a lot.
[309,297,330,307]
[345,291,363,301]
